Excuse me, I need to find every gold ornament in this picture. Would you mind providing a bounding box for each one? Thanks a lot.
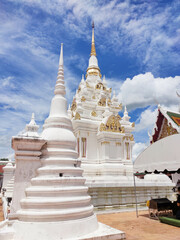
[130,135,134,141]
[96,82,103,89]
[131,122,135,127]
[99,115,123,132]
[81,96,86,102]
[123,136,129,141]
[90,22,96,56]
[108,98,111,106]
[121,126,125,133]
[101,141,110,145]
[86,82,91,88]
[91,111,97,117]
[71,99,77,111]
[98,97,106,106]
[77,87,81,93]
[119,103,122,110]
[75,112,81,120]
[100,123,106,131]
[159,118,177,140]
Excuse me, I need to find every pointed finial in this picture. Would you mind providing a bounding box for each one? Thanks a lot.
[59,43,63,66]
[81,74,84,82]
[123,106,130,122]
[68,104,71,110]
[23,112,39,136]
[92,21,94,29]
[90,21,96,56]
[55,43,65,96]
[29,113,36,125]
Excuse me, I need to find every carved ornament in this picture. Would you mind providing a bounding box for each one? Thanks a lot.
[81,96,86,102]
[98,97,106,106]
[86,82,91,88]
[91,111,97,117]
[99,115,123,132]
[108,98,111,106]
[74,112,81,120]
[78,87,81,93]
[71,99,77,111]
[96,82,103,90]
[101,141,110,145]
[131,122,135,127]
[159,118,177,140]
[123,135,134,141]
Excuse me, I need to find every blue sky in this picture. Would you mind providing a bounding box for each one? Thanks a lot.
[0,0,180,159]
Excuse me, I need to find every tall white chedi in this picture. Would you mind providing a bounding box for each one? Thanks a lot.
[13,44,98,240]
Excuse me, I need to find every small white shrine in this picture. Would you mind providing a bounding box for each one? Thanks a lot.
[68,23,174,210]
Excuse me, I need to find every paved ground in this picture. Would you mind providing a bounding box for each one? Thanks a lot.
[0,205,179,239]
[97,210,180,240]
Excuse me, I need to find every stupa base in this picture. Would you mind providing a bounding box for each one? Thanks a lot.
[0,218,125,240]
[11,214,98,240]
[79,222,125,240]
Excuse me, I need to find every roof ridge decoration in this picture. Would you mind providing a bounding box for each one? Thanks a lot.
[151,106,180,143]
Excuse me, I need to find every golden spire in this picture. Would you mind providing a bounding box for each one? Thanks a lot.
[90,21,96,56]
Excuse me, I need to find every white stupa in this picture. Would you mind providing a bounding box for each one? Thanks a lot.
[0,43,125,240]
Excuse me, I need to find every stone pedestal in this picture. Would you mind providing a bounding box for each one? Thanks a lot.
[2,163,15,191]
[10,137,46,215]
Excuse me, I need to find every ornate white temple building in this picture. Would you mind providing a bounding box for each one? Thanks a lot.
[69,23,135,180]
[67,23,174,210]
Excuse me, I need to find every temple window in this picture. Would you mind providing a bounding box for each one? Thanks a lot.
[126,142,130,160]
[81,137,87,158]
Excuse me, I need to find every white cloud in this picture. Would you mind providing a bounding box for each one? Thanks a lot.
[135,108,158,133]
[117,72,180,110]
[6,0,180,72]
[132,142,147,162]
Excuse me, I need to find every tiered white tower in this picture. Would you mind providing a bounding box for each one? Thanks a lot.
[12,44,99,240]
[0,42,125,240]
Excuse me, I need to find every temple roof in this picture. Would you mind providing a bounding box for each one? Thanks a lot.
[151,106,180,143]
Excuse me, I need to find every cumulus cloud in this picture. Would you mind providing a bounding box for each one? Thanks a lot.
[135,107,158,133]
[132,142,147,162]
[117,72,180,110]
[5,0,180,73]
